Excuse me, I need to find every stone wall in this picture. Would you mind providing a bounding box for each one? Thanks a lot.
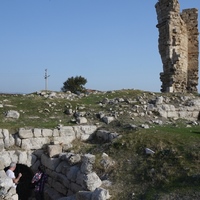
[155,0,199,93]
[0,126,111,200]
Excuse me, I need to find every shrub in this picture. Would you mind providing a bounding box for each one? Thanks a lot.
[61,76,87,93]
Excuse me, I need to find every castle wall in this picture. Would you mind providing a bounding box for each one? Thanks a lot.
[155,0,199,93]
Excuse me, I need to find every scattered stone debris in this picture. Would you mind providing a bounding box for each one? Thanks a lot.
[5,110,20,119]
[145,148,155,155]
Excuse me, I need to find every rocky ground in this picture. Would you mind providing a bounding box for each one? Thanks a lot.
[1,89,200,200]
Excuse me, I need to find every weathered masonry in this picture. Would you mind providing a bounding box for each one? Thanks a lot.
[0,126,112,200]
[155,0,199,93]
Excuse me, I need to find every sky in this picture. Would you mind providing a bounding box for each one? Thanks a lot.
[0,0,200,94]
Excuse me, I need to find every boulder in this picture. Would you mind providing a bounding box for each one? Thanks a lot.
[5,110,20,119]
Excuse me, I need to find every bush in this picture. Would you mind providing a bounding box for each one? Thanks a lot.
[61,76,87,93]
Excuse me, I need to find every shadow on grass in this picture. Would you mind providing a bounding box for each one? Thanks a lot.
[192,131,200,134]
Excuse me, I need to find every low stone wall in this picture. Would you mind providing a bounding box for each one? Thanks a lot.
[147,96,200,120]
[0,126,111,200]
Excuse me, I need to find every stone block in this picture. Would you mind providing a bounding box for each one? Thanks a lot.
[8,151,18,164]
[68,154,81,165]
[31,160,40,172]
[53,129,59,137]
[91,187,111,200]
[33,128,42,137]
[41,154,60,171]
[2,129,10,148]
[44,185,64,200]
[42,129,53,137]
[9,134,15,147]
[47,145,62,158]
[82,172,102,191]
[0,139,4,152]
[0,151,11,167]
[55,173,70,188]
[17,151,28,164]
[76,171,84,186]
[67,166,79,182]
[55,161,69,174]
[52,181,67,195]
[96,130,110,141]
[0,170,15,193]
[33,149,44,158]
[76,117,87,124]
[70,182,84,193]
[0,129,3,138]
[18,128,33,139]
[59,127,75,137]
[76,191,92,200]
[5,110,20,119]
[53,136,75,145]
[73,125,97,141]
[21,137,50,150]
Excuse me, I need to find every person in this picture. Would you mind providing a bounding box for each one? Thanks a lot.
[31,165,48,200]
[6,162,22,188]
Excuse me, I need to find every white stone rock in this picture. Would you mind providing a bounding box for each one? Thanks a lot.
[42,129,53,137]
[0,129,3,138]
[19,128,33,139]
[91,187,111,200]
[73,125,97,141]
[17,151,28,164]
[33,128,42,137]
[0,170,14,192]
[145,148,155,155]
[102,116,115,124]
[76,117,87,124]
[2,129,10,148]
[5,110,20,119]
[0,151,11,168]
[82,172,102,191]
[8,151,18,164]
[0,139,4,152]
[47,145,62,158]
[21,137,50,150]
[53,129,59,137]
[60,126,74,134]
[53,136,75,145]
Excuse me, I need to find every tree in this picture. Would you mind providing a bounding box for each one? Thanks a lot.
[61,76,87,93]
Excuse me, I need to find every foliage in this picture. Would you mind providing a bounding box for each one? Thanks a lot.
[61,76,87,93]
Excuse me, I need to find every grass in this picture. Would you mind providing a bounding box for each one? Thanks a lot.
[65,124,200,199]
[69,125,200,200]
[0,89,150,129]
[101,125,200,199]
[1,90,200,199]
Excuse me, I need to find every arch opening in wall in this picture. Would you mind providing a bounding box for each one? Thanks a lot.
[4,164,34,200]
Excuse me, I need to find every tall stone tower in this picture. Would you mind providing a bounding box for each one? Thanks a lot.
[155,0,199,93]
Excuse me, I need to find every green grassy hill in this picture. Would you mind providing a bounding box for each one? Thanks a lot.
[1,90,200,199]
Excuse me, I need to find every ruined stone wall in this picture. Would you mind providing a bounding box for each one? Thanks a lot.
[0,126,111,200]
[155,0,199,93]
[182,8,199,92]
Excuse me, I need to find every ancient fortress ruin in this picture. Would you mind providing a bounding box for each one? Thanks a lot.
[155,0,199,93]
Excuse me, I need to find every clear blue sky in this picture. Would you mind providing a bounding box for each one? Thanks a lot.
[0,0,200,94]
